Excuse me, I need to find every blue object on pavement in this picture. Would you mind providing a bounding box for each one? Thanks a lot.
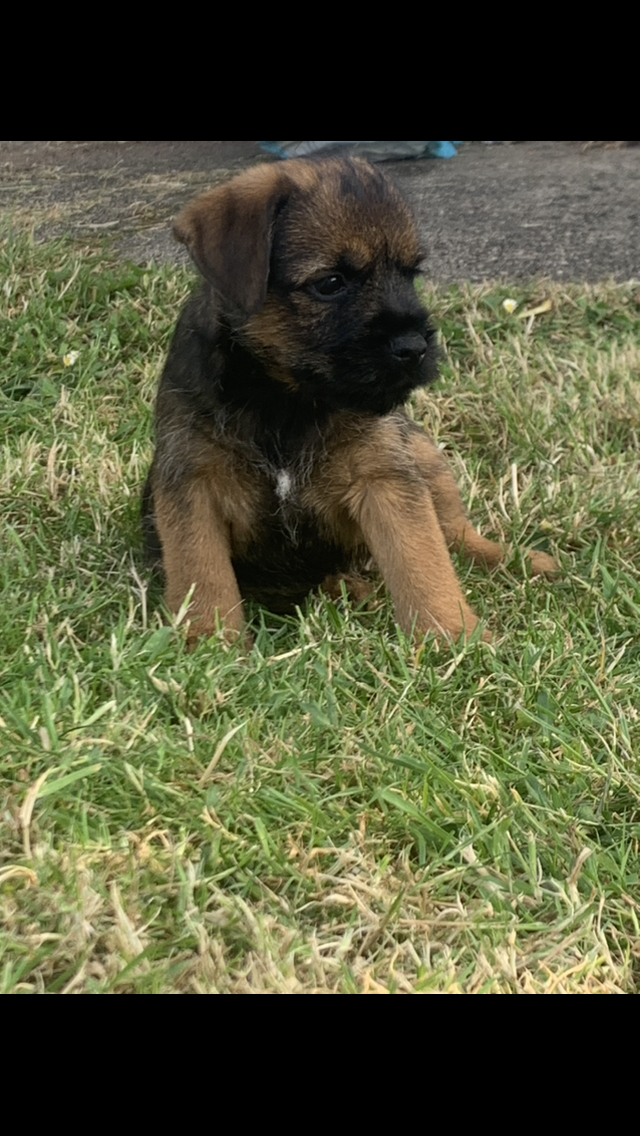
[258,141,464,160]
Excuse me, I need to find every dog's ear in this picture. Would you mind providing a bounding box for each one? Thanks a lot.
[173,167,292,322]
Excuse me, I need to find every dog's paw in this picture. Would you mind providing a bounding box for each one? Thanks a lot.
[321,573,376,607]
[434,611,492,646]
[438,624,493,647]
[526,550,561,577]
[460,621,492,645]
[186,624,253,652]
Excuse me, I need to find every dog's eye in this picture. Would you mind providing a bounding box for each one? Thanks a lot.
[310,274,347,299]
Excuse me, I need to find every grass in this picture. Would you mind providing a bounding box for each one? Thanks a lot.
[1,232,639,995]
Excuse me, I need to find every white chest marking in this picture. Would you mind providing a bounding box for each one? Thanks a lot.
[276,470,294,503]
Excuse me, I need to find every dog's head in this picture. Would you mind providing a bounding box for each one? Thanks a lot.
[174,158,437,415]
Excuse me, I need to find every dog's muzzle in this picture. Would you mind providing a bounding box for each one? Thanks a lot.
[390,333,428,370]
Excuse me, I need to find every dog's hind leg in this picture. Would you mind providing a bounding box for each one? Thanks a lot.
[408,430,559,577]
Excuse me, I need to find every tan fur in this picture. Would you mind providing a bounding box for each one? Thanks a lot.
[147,160,559,647]
[154,496,244,639]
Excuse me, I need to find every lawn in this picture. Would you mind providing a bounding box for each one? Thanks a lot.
[1,232,639,994]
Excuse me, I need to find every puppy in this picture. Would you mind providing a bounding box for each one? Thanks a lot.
[143,158,558,644]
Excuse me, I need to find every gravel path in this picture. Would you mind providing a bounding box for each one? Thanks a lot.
[1,140,638,281]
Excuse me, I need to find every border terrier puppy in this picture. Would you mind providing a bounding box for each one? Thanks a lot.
[143,159,558,645]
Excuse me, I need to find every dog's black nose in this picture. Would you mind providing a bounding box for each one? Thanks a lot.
[390,334,428,368]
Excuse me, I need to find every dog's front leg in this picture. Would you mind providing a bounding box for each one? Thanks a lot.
[352,479,487,643]
[153,478,246,644]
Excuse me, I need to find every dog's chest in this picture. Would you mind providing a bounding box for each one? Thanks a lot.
[274,469,295,506]
[232,464,350,612]
[267,465,306,542]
